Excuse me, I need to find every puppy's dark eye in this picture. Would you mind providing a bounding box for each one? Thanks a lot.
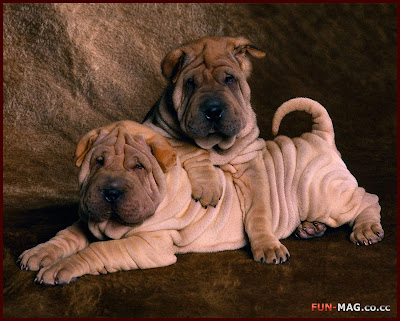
[135,163,144,170]
[96,157,105,166]
[185,78,195,87]
[225,74,236,84]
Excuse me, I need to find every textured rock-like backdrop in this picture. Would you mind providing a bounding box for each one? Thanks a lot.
[3,3,396,318]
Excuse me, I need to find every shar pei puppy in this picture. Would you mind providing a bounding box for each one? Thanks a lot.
[144,36,321,263]
[18,121,256,284]
[144,39,384,264]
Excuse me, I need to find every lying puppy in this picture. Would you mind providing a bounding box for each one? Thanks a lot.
[18,122,251,285]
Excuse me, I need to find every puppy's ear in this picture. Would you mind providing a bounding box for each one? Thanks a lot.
[161,49,186,83]
[74,130,99,167]
[114,120,177,172]
[231,37,266,78]
[131,133,177,172]
[147,136,177,172]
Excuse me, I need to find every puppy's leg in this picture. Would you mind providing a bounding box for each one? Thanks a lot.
[35,231,178,285]
[172,141,223,208]
[18,221,90,271]
[313,182,383,246]
[295,221,326,239]
[349,192,383,245]
[232,154,290,264]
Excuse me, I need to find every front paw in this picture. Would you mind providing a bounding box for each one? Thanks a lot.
[252,242,290,264]
[350,223,384,246]
[190,170,223,208]
[34,255,88,285]
[18,244,62,271]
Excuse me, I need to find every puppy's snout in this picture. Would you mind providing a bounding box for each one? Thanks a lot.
[102,189,124,203]
[201,99,225,122]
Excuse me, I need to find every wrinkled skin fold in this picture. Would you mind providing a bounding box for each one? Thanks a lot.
[18,99,383,283]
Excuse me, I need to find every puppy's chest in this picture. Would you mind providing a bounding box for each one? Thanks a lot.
[174,172,247,253]
[133,167,247,253]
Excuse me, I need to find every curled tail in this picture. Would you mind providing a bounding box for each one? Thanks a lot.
[272,97,340,156]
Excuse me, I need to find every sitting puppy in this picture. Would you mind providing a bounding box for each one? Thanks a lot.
[143,36,323,263]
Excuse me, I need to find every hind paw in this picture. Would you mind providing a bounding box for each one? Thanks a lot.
[295,221,326,239]
[350,223,384,245]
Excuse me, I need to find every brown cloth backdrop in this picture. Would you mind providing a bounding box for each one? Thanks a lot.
[3,3,397,318]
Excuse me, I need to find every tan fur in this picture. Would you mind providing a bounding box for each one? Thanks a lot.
[143,36,290,263]
[18,96,384,284]
[143,38,267,208]
[74,121,177,172]
[143,37,384,262]
[5,3,395,316]
[263,98,383,244]
[18,122,249,284]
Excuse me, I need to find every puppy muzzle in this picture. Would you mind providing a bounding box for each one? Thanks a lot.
[81,174,155,226]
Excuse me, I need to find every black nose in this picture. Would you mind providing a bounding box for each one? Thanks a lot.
[102,189,123,203]
[201,99,224,121]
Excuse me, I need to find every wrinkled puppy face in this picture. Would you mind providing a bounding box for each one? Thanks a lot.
[162,37,265,149]
[78,129,165,226]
